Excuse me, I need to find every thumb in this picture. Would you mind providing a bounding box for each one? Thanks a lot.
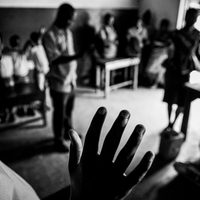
[68,129,83,173]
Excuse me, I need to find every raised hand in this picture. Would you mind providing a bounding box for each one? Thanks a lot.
[68,106,154,200]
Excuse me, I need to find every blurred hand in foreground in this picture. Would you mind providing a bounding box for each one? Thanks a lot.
[68,106,154,200]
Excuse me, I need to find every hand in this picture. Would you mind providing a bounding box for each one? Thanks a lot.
[68,106,154,200]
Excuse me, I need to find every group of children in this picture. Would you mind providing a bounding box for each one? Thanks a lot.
[0,28,49,123]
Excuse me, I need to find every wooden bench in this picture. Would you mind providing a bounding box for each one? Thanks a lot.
[0,72,47,127]
[95,57,140,98]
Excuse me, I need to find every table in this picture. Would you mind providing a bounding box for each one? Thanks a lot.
[95,57,140,98]
[181,82,200,140]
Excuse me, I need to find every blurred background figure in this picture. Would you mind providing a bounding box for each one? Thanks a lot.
[163,8,200,130]
[42,3,82,152]
[145,18,171,88]
[125,17,148,57]
[38,25,47,45]
[0,33,14,123]
[9,34,30,85]
[95,12,119,59]
[30,31,49,91]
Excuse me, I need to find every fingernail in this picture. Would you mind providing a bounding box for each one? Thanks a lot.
[120,110,130,119]
[147,151,155,161]
[135,124,145,135]
[98,107,107,115]
[121,118,129,127]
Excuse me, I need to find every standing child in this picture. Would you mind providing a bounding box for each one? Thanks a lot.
[30,31,49,91]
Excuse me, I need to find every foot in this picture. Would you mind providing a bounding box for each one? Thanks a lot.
[54,139,70,152]
[174,161,200,186]
[0,115,7,123]
[26,108,35,116]
[7,113,16,123]
[168,123,173,129]
[160,125,172,135]
[16,107,26,117]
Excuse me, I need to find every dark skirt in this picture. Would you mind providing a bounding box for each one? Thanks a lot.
[163,71,189,107]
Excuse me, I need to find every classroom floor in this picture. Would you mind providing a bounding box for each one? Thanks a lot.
[0,86,200,200]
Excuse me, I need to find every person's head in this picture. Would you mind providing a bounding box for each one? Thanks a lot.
[30,31,40,45]
[136,18,143,29]
[39,25,46,35]
[103,13,115,26]
[142,9,152,26]
[54,3,76,29]
[9,34,21,50]
[159,18,170,31]
[23,40,33,55]
[185,8,198,28]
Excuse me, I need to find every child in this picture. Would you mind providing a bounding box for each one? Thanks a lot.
[9,34,30,84]
[30,31,49,90]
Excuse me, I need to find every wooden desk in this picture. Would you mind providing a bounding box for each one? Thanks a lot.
[181,82,200,140]
[95,57,140,98]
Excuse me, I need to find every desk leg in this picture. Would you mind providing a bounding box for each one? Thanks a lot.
[124,67,128,82]
[41,91,47,126]
[104,69,110,98]
[133,64,139,89]
[96,65,101,92]
[181,92,191,140]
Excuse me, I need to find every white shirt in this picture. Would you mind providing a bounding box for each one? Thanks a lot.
[0,55,14,78]
[0,161,40,200]
[31,45,49,74]
[43,26,77,93]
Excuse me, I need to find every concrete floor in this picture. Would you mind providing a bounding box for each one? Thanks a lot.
[0,86,200,200]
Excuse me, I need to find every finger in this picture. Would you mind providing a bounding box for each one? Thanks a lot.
[100,110,130,164]
[114,124,145,174]
[81,106,107,165]
[68,129,83,173]
[121,151,154,192]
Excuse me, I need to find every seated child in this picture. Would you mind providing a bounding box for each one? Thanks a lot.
[9,34,30,85]
[9,35,35,117]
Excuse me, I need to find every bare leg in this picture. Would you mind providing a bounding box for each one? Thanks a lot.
[171,106,184,128]
[167,104,173,127]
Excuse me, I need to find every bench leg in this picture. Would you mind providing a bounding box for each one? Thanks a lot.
[95,65,101,92]
[133,64,139,89]
[104,69,110,98]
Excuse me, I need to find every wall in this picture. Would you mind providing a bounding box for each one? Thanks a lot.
[0,0,139,9]
[0,0,139,47]
[138,0,180,30]
[0,1,139,85]
[0,0,182,85]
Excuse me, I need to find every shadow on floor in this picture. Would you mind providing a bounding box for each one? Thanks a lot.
[146,153,175,177]
[156,175,199,200]
[42,186,70,200]
[130,153,200,200]
[0,116,46,132]
[0,138,58,163]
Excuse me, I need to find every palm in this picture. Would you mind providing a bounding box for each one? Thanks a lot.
[69,107,154,200]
